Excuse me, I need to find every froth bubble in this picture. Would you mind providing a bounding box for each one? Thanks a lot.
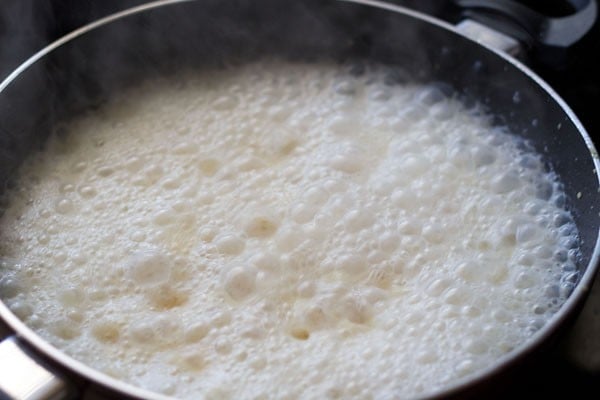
[291,203,317,224]
[39,209,52,219]
[72,161,87,172]
[53,251,67,264]
[429,101,454,120]
[472,145,496,167]
[533,304,546,315]
[369,88,392,101]
[544,284,560,299]
[143,165,164,182]
[488,264,508,285]
[333,79,357,96]
[342,294,372,324]
[337,253,367,276]
[198,226,217,242]
[153,210,176,226]
[400,155,428,176]
[344,210,373,232]
[97,166,114,177]
[0,276,21,299]
[559,235,578,250]
[366,266,393,289]
[89,289,108,302]
[560,281,576,298]
[276,226,304,252]
[249,356,267,371]
[59,287,86,307]
[329,145,364,173]
[241,320,267,340]
[554,193,566,208]
[301,305,329,329]
[244,216,279,238]
[516,224,539,244]
[146,285,189,310]
[561,271,579,286]
[126,250,172,286]
[297,281,316,298]
[130,230,146,242]
[328,115,359,137]
[514,272,535,289]
[267,105,292,122]
[173,142,199,155]
[91,320,121,343]
[535,180,554,200]
[303,186,329,205]
[444,287,467,306]
[180,353,206,371]
[391,189,417,209]
[367,250,386,264]
[271,136,299,158]
[52,319,81,340]
[59,183,75,194]
[379,232,399,252]
[251,252,279,271]
[55,198,74,214]
[534,245,553,260]
[67,310,84,323]
[456,261,484,283]
[131,315,180,345]
[162,178,182,190]
[215,234,246,255]
[553,212,572,228]
[464,338,487,355]
[198,158,220,176]
[223,267,256,301]
[519,154,542,170]
[213,95,238,111]
[214,338,233,354]
[78,185,97,198]
[210,310,232,328]
[38,234,50,245]
[416,86,447,106]
[456,359,475,376]
[416,350,439,364]
[491,171,520,194]
[9,300,32,320]
[124,156,144,172]
[422,224,444,244]
[427,279,451,297]
[184,322,210,343]
[363,286,387,304]
[290,327,310,341]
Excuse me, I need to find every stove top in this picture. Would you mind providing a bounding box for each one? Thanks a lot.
[1,0,599,399]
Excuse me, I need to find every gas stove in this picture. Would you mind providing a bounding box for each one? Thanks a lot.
[1,1,599,399]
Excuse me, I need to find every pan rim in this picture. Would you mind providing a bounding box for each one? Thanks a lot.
[1,0,599,399]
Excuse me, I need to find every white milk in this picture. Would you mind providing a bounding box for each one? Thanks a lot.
[0,62,580,399]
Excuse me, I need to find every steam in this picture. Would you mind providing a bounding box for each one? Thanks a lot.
[0,0,150,80]
[0,0,51,79]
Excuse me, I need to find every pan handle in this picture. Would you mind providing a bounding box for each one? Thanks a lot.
[451,0,597,67]
[0,336,75,400]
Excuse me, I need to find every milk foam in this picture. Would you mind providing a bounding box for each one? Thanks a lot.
[0,62,580,399]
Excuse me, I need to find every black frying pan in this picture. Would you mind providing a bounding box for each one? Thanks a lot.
[0,1,598,399]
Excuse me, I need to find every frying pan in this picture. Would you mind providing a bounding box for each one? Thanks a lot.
[0,0,598,399]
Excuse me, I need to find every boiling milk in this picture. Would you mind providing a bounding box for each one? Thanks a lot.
[0,62,580,399]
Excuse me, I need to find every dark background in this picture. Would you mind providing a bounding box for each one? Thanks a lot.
[0,0,598,399]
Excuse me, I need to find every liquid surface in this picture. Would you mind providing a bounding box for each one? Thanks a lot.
[0,62,580,399]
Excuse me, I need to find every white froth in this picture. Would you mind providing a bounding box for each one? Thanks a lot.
[0,61,580,400]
